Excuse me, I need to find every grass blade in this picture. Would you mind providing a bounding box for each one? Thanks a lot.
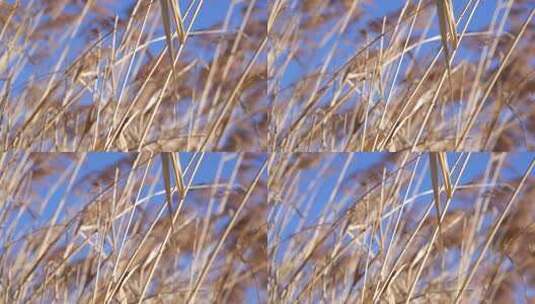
[438,152,452,198]
[443,0,458,48]
[169,0,186,43]
[160,152,175,231]
[170,152,185,198]
[0,51,8,73]
[436,0,457,90]
[159,0,178,79]
[429,152,444,248]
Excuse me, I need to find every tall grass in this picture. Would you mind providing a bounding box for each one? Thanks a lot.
[268,0,535,151]
[0,0,267,151]
[0,152,268,302]
[2,0,535,303]
[268,152,535,303]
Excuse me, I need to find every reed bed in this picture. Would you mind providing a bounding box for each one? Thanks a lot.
[268,0,535,151]
[0,0,267,151]
[2,0,535,303]
[0,152,268,303]
[268,152,535,303]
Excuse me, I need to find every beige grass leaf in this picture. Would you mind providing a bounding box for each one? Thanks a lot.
[160,152,175,230]
[436,0,457,89]
[429,152,444,247]
[159,0,178,79]
[438,152,452,198]
[169,0,186,43]
[0,51,8,73]
[170,152,185,198]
